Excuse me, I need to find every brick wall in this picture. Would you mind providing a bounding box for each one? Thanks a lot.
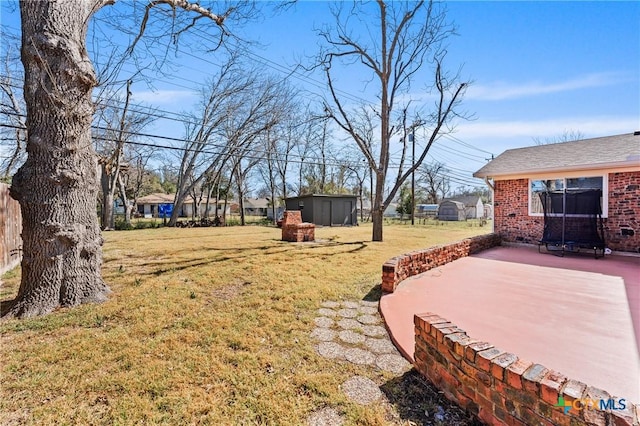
[1,183,22,275]
[414,312,639,426]
[494,172,640,253]
[381,233,502,293]
[494,179,544,245]
[606,172,640,252]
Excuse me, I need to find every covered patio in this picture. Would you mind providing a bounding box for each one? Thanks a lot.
[380,245,639,403]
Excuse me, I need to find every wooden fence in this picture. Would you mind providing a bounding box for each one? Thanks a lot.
[0,183,22,275]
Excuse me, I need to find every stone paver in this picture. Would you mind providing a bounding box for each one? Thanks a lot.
[321,301,341,309]
[311,328,337,341]
[336,308,358,318]
[336,318,362,330]
[341,376,383,405]
[307,407,344,426]
[357,314,380,325]
[365,337,397,354]
[361,325,388,337]
[314,317,335,328]
[316,342,347,359]
[338,330,366,345]
[345,347,376,365]
[375,353,411,374]
[358,306,378,315]
[317,308,337,317]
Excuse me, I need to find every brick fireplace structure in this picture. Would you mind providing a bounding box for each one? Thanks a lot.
[281,210,315,242]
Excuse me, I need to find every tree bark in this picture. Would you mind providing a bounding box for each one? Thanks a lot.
[5,0,110,318]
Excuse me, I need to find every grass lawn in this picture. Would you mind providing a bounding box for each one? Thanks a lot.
[0,221,488,425]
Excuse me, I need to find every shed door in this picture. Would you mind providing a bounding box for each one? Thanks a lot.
[321,201,331,226]
[343,201,353,225]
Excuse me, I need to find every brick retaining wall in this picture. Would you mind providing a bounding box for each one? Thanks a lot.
[381,233,502,293]
[414,312,639,426]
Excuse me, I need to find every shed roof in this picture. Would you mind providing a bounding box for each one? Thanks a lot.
[447,195,482,207]
[285,193,357,201]
[439,200,465,208]
[473,133,640,179]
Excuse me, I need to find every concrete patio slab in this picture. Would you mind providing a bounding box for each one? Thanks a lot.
[380,245,640,403]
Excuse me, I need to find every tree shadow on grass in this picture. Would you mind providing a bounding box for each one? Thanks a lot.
[115,240,370,278]
[380,369,483,426]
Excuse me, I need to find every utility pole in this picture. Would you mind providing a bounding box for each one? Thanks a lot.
[410,130,415,225]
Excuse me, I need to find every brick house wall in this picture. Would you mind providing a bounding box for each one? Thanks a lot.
[606,172,640,252]
[493,172,640,253]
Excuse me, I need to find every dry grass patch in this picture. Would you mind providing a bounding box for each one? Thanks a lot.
[1,222,487,425]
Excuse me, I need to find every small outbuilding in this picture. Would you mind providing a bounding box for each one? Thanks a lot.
[437,200,466,221]
[284,194,358,226]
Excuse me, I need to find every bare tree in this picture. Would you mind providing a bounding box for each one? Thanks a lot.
[167,59,250,226]
[419,161,450,204]
[169,67,283,226]
[94,80,155,229]
[4,0,239,318]
[533,129,585,145]
[319,1,468,241]
[0,33,26,181]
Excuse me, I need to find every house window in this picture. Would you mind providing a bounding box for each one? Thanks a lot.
[529,176,606,217]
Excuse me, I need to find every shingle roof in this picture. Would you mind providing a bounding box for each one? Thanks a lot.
[473,133,640,178]
[136,193,174,204]
[446,195,482,207]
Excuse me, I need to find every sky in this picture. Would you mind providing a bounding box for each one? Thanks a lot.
[1,1,639,192]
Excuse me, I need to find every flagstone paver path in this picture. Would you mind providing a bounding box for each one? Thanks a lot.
[306,299,483,426]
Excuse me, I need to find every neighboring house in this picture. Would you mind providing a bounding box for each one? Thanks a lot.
[136,193,231,218]
[182,197,232,218]
[383,203,398,218]
[284,194,358,226]
[444,196,484,219]
[437,200,466,221]
[243,198,269,217]
[473,132,640,253]
[136,193,175,218]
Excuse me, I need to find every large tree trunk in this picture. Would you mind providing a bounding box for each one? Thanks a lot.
[371,174,385,242]
[5,0,110,318]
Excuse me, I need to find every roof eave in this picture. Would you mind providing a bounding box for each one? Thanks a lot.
[474,160,640,179]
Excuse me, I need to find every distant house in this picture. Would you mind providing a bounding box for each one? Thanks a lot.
[445,195,484,219]
[383,203,399,218]
[243,198,270,217]
[284,194,358,226]
[136,193,231,218]
[473,132,640,253]
[136,193,175,218]
[437,200,466,221]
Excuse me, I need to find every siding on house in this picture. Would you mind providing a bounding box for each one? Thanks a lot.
[493,172,640,252]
